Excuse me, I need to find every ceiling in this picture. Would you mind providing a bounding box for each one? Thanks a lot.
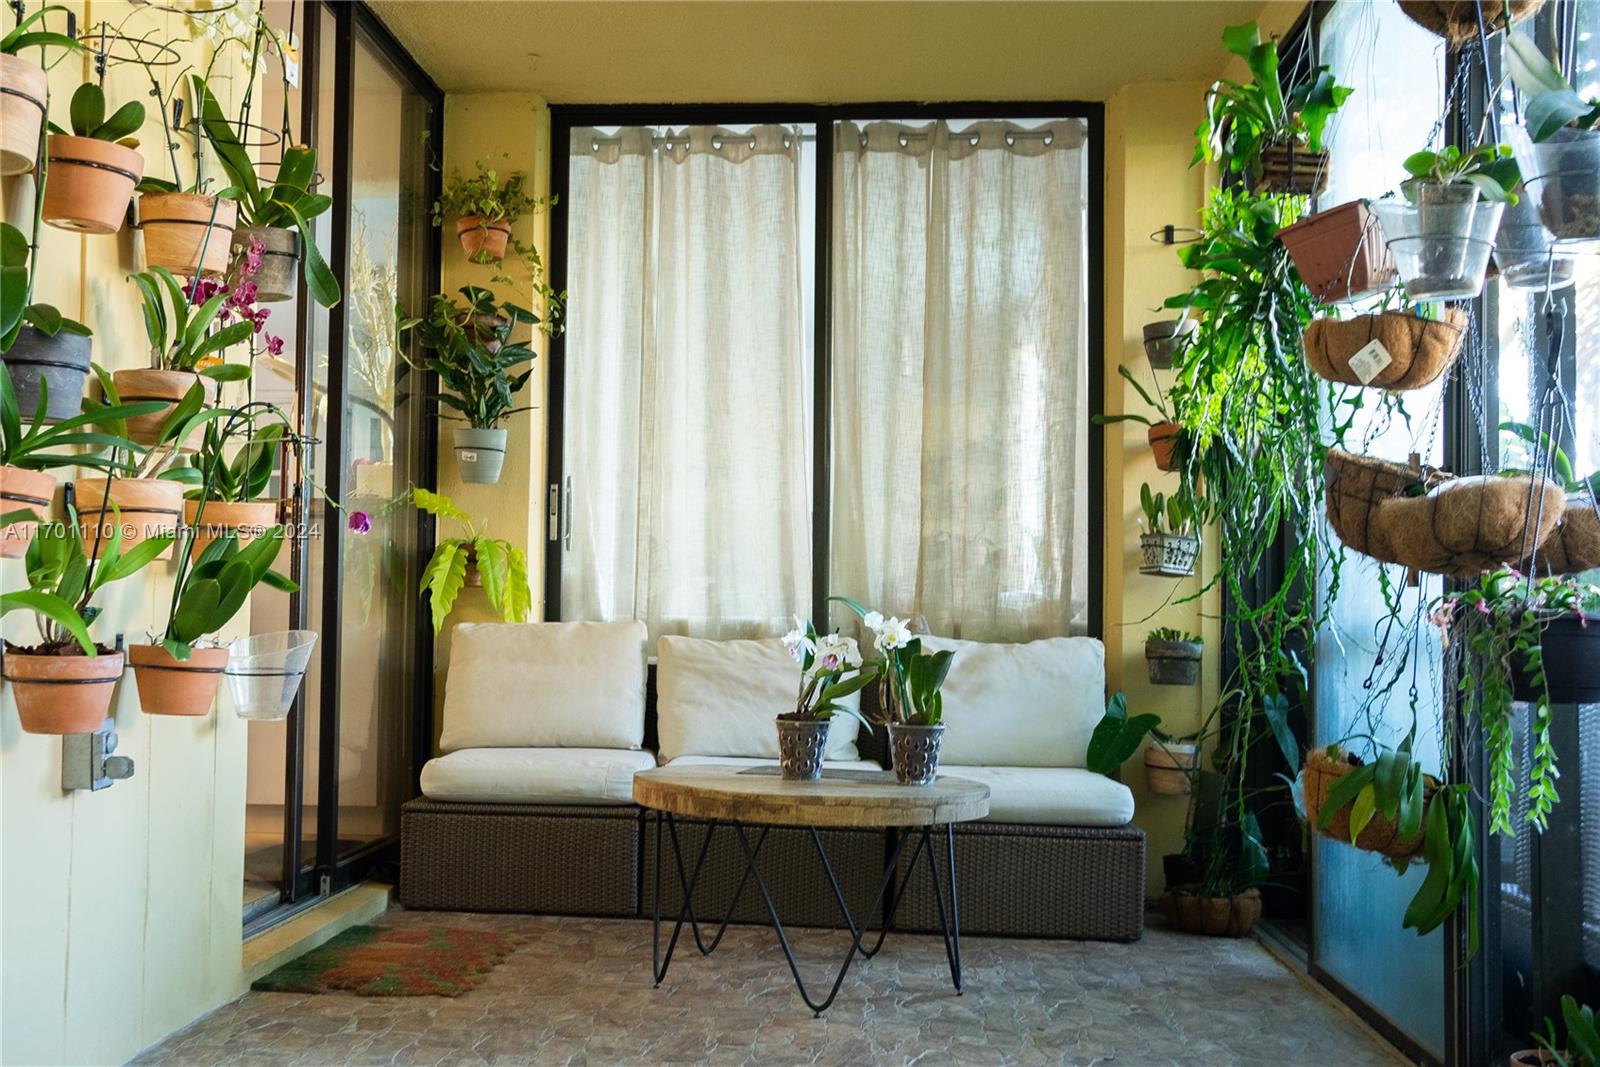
[368,1,1292,103]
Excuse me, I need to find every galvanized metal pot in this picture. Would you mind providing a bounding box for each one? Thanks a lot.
[889,722,945,786]
[776,716,831,781]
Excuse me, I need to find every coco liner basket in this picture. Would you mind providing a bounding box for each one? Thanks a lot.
[1324,449,1566,577]
[1302,308,1468,391]
[1304,749,1431,859]
[1398,0,1545,44]
[1524,496,1600,576]
[1161,888,1261,938]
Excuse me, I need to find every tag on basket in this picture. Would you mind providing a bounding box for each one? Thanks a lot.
[1347,339,1394,385]
[458,450,479,462]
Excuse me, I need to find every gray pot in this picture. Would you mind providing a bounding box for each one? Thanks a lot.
[234,225,300,302]
[776,717,832,781]
[2,325,92,421]
[453,427,507,484]
[889,722,945,786]
[1146,639,1202,686]
[1141,319,1196,371]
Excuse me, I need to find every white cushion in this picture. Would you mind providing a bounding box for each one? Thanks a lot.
[439,621,647,753]
[656,635,861,763]
[419,748,656,805]
[664,755,884,772]
[942,766,1134,826]
[919,635,1104,768]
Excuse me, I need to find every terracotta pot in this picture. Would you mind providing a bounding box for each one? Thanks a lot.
[233,225,300,302]
[74,478,184,560]
[0,464,56,559]
[109,368,217,447]
[456,215,512,263]
[0,54,48,176]
[43,134,145,235]
[2,650,124,734]
[183,498,280,558]
[1147,422,1182,471]
[129,644,229,717]
[1277,200,1397,304]
[2,324,93,421]
[462,545,482,587]
[1162,888,1261,938]
[139,193,237,277]
[1144,742,1197,795]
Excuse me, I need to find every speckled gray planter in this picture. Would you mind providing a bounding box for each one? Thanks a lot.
[454,427,508,484]
[2,325,91,421]
[775,717,831,781]
[889,722,945,786]
[1146,639,1202,685]
[1141,319,1196,371]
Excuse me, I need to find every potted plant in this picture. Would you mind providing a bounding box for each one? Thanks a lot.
[1501,421,1600,577]
[1141,318,1195,371]
[1277,198,1398,304]
[832,597,955,785]
[412,488,532,633]
[1,222,93,421]
[181,407,290,557]
[1508,35,1600,244]
[433,158,550,266]
[1144,732,1200,796]
[1493,175,1574,291]
[1305,742,1431,859]
[1519,996,1600,1067]
[0,6,80,175]
[1146,627,1201,685]
[1302,305,1469,391]
[1138,483,1200,578]
[1094,365,1184,472]
[1086,692,1160,775]
[777,618,874,781]
[1194,21,1351,196]
[43,82,145,234]
[0,510,172,733]
[134,74,239,278]
[1370,143,1520,300]
[400,286,542,484]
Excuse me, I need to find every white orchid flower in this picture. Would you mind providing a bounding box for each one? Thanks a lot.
[862,610,885,632]
[810,633,863,675]
[874,616,914,652]
[781,615,814,663]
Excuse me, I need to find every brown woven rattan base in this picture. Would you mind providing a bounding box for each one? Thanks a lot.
[400,800,641,917]
[893,821,1146,942]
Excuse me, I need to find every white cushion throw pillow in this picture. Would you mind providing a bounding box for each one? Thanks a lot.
[919,635,1105,769]
[439,620,648,753]
[656,635,861,763]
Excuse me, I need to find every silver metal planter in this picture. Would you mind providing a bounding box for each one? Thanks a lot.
[889,722,946,786]
[776,717,832,781]
[1141,319,1196,371]
[454,427,508,484]
[234,225,300,302]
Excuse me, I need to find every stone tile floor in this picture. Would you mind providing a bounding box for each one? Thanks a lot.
[134,910,1405,1066]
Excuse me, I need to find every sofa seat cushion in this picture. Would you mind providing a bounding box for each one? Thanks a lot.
[940,765,1134,827]
[656,635,862,763]
[420,748,657,805]
[919,635,1105,768]
[664,755,884,772]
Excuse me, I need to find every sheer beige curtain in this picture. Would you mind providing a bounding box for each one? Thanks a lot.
[561,126,810,640]
[830,119,1090,641]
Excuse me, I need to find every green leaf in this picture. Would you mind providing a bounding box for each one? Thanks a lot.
[171,578,222,643]
[94,100,145,144]
[1316,762,1375,830]
[423,541,467,633]
[504,546,531,622]
[191,74,259,206]
[69,82,105,138]
[0,589,94,654]
[1261,692,1299,773]
[410,487,471,523]
[281,200,340,308]
[1348,783,1377,843]
[94,533,174,587]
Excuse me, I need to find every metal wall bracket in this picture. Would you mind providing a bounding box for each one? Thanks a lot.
[62,729,135,792]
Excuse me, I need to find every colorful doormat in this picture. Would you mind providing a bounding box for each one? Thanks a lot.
[253,924,519,996]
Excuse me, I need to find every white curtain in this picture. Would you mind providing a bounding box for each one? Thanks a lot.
[830,119,1090,640]
[562,126,810,640]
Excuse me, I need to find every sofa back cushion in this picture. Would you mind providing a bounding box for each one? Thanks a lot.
[439,621,648,753]
[919,635,1104,768]
[656,635,861,763]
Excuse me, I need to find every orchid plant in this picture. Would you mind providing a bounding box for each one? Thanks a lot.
[780,618,874,726]
[831,597,955,727]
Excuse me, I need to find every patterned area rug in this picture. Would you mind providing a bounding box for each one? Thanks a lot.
[253,924,519,996]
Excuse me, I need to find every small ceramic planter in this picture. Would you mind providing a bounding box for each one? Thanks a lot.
[1147,422,1182,472]
[456,215,512,263]
[1277,199,1397,304]
[1144,743,1197,796]
[1371,186,1504,301]
[1,650,124,734]
[776,716,832,781]
[233,225,300,302]
[0,464,55,559]
[0,53,47,176]
[1146,639,1202,685]
[1141,320,1196,371]
[139,192,237,277]
[225,631,317,721]
[109,368,216,447]
[74,478,184,560]
[454,427,508,484]
[889,722,945,786]
[1140,533,1200,578]
[184,498,279,558]
[3,324,93,421]
[129,644,230,717]
[1527,127,1600,244]
[43,134,145,234]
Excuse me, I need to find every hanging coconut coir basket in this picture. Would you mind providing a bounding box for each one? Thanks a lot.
[1398,0,1545,46]
[1304,749,1432,860]
[1523,496,1600,576]
[1324,449,1567,577]
[1302,307,1469,391]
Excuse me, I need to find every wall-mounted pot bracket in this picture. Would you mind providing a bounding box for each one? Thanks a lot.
[62,728,134,792]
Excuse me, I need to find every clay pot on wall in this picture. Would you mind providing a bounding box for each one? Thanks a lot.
[1147,422,1183,472]
[183,498,280,558]
[1144,743,1198,796]
[0,53,48,175]
[1,649,124,734]
[0,464,55,559]
[129,644,230,717]
[74,477,184,559]
[43,135,144,234]
[456,216,512,263]
[109,368,216,447]
[139,193,237,277]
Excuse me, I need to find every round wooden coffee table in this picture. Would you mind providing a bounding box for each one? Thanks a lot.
[633,763,990,1015]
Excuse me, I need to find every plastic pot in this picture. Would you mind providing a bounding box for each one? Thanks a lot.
[0,465,55,559]
[1141,320,1196,371]
[1147,422,1182,472]
[454,427,508,484]
[129,644,229,717]
[2,324,93,421]
[1512,614,1600,705]
[1145,743,1198,795]
[0,54,47,176]
[1139,533,1199,577]
[234,225,300,302]
[1493,181,1573,290]
[43,134,144,234]
[1277,200,1397,304]
[456,216,512,263]
[1371,186,1504,300]
[109,368,216,447]
[1146,639,1202,685]
[183,499,279,558]
[225,631,317,721]
[1526,127,1600,245]
[1,649,124,734]
[74,478,184,560]
[776,716,832,781]
[888,722,945,785]
[139,193,237,277]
